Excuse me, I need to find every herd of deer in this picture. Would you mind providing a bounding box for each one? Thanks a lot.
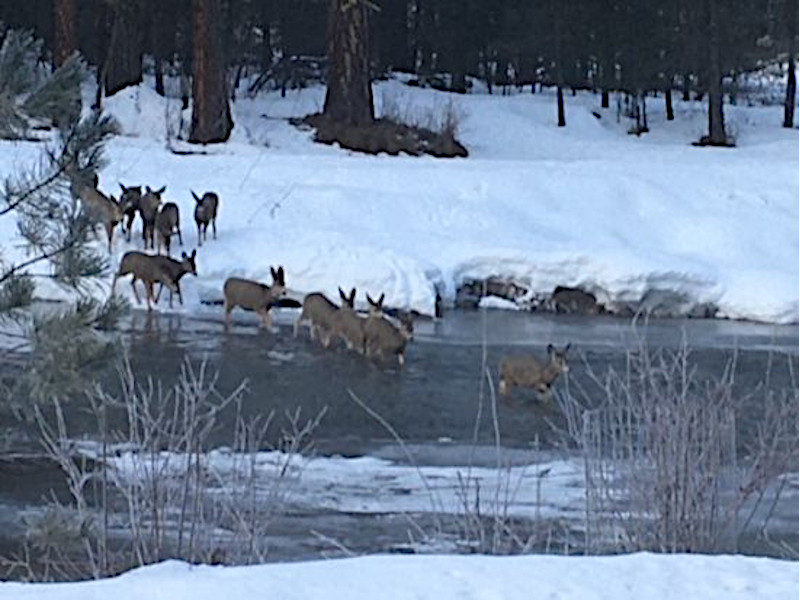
[70,173,570,393]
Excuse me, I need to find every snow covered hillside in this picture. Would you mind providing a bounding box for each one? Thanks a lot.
[2,553,796,600]
[0,78,797,322]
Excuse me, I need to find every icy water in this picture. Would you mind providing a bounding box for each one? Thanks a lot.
[0,308,797,567]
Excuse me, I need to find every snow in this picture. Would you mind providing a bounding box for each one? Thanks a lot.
[0,78,796,323]
[2,552,796,600]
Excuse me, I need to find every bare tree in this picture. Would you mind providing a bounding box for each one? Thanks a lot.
[189,0,233,144]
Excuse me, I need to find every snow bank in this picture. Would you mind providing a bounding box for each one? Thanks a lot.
[2,553,796,600]
[0,78,796,322]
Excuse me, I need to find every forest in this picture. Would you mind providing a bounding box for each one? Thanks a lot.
[1,0,797,148]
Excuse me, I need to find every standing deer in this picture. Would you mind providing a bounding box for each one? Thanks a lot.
[155,202,183,255]
[192,191,219,246]
[71,179,123,253]
[223,267,286,328]
[150,250,198,308]
[140,185,165,250]
[112,251,175,311]
[364,293,414,367]
[330,287,366,353]
[118,184,142,242]
[498,344,571,399]
[294,292,339,346]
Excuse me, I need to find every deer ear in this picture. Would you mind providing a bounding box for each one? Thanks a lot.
[564,343,571,353]
[192,190,200,202]
[146,185,152,193]
[378,293,385,306]
[349,288,356,303]
[181,251,188,259]
[339,287,346,300]
[120,183,128,193]
[270,266,277,279]
[191,249,196,259]
[547,344,554,354]
[156,186,166,195]
[366,293,374,306]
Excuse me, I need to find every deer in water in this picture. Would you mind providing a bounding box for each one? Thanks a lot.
[330,287,367,353]
[140,185,165,250]
[113,250,197,311]
[152,251,198,308]
[223,267,286,328]
[498,344,571,399]
[192,191,219,246]
[294,292,339,346]
[155,202,183,255]
[364,293,414,367]
[118,184,142,242]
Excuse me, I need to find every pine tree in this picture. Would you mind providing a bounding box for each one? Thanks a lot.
[189,0,234,143]
[0,29,124,416]
[323,0,375,127]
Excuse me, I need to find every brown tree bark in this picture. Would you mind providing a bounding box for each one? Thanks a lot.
[189,0,233,144]
[103,1,144,97]
[703,0,727,145]
[323,0,375,127]
[784,57,796,128]
[53,0,77,68]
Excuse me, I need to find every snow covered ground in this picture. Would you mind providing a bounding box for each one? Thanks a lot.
[0,77,797,323]
[2,552,796,600]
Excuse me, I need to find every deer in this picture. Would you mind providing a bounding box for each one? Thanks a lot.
[293,292,339,346]
[155,202,183,256]
[70,176,123,253]
[223,267,286,328]
[192,191,219,246]
[112,251,177,311]
[330,287,367,353]
[140,185,165,250]
[364,293,414,367]
[498,344,571,399]
[118,184,142,242]
[152,250,198,308]
[550,286,601,315]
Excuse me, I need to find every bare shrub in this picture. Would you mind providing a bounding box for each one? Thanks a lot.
[2,355,325,581]
[574,339,798,555]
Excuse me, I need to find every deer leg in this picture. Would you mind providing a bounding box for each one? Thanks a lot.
[176,226,183,246]
[145,282,155,312]
[224,302,233,327]
[212,219,216,239]
[131,278,142,305]
[155,283,163,303]
[397,352,406,368]
[176,284,183,306]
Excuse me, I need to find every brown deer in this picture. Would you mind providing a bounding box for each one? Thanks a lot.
[223,267,286,328]
[330,287,367,353]
[118,184,142,242]
[140,185,165,250]
[364,293,414,367]
[70,175,122,253]
[192,191,219,246]
[112,251,178,311]
[152,250,198,308]
[293,292,339,346]
[155,202,183,255]
[498,344,571,399]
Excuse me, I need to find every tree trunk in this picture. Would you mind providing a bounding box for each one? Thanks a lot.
[189,0,233,144]
[323,0,374,127]
[557,86,566,127]
[104,2,143,97]
[665,87,674,120]
[601,90,609,108]
[53,0,77,68]
[784,57,796,128]
[704,0,727,145]
[682,73,691,101]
